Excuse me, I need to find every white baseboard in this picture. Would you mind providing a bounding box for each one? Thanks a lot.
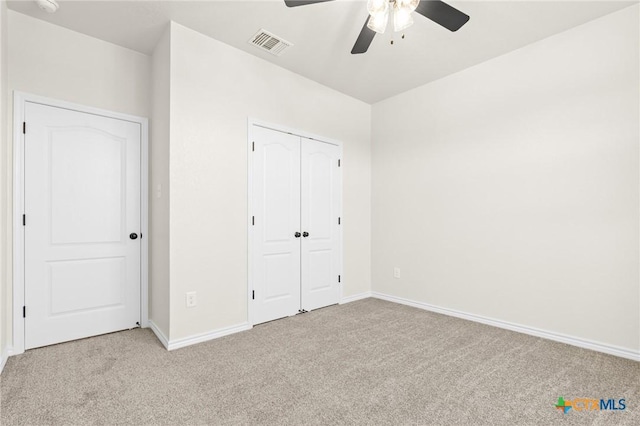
[0,345,12,375]
[0,349,8,375]
[167,322,252,351]
[340,291,372,304]
[372,291,640,362]
[148,320,169,350]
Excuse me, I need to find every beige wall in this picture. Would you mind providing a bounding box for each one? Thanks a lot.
[168,22,371,340]
[371,5,640,352]
[149,25,171,337]
[3,11,151,350]
[7,11,150,118]
[0,0,8,363]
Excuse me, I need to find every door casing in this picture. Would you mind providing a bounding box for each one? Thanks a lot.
[12,92,149,355]
[247,118,343,326]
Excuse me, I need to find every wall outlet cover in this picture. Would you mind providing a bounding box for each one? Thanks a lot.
[393,267,401,279]
[186,291,197,308]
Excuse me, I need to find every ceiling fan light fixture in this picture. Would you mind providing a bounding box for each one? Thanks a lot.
[283,0,470,55]
[367,0,389,15]
[367,8,389,34]
[393,5,414,32]
[396,0,420,12]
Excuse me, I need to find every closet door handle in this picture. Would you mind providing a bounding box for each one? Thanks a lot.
[302,232,309,238]
[295,232,301,238]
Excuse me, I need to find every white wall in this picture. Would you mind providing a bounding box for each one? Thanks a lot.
[8,11,150,118]
[149,25,171,337]
[0,0,9,368]
[372,5,640,352]
[168,22,371,340]
[3,11,151,350]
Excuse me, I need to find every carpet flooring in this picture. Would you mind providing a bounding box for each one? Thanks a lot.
[1,298,638,425]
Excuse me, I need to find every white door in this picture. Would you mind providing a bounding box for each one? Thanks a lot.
[24,102,141,349]
[252,126,301,325]
[301,138,341,311]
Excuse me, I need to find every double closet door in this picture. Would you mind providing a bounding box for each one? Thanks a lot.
[251,125,342,325]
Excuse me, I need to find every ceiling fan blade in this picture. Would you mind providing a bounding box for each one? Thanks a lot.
[351,17,376,55]
[415,0,470,32]
[284,0,335,7]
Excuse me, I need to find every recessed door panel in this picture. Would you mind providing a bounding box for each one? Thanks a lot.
[49,129,125,245]
[48,257,126,315]
[308,153,333,240]
[263,144,296,243]
[264,253,297,300]
[307,249,333,292]
[24,102,141,349]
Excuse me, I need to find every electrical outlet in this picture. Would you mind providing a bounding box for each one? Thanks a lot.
[393,267,401,279]
[186,291,197,308]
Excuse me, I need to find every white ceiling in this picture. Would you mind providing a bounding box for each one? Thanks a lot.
[7,0,637,103]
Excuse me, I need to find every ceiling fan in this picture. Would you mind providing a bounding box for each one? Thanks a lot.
[284,0,470,54]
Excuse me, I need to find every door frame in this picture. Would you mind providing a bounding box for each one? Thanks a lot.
[247,118,343,326]
[12,92,149,355]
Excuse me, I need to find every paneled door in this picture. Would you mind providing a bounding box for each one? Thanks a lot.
[251,126,302,324]
[301,138,341,311]
[24,102,141,349]
[251,124,342,325]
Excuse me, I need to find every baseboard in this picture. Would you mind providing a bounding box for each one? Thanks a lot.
[372,292,640,362]
[167,322,252,351]
[340,291,372,304]
[0,350,7,375]
[147,320,169,350]
[0,345,11,375]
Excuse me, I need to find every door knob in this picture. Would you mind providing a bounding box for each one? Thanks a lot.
[129,233,138,240]
[302,232,309,238]
[294,232,301,238]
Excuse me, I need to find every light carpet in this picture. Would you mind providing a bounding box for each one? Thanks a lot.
[1,298,638,425]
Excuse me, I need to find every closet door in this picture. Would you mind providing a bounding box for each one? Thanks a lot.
[301,138,341,311]
[251,126,301,325]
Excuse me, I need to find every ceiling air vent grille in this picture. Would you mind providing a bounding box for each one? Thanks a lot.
[249,29,292,56]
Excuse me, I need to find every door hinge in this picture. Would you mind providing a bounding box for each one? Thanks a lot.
[338,275,341,283]
[252,290,255,300]
[338,217,341,225]
[338,159,341,167]
[23,122,26,134]
[252,216,255,226]
[22,214,26,226]
[23,306,26,318]
[252,141,255,152]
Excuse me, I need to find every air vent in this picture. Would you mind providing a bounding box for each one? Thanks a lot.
[249,29,293,56]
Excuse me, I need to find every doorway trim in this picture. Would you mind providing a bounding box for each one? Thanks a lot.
[247,118,343,327]
[12,91,149,355]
